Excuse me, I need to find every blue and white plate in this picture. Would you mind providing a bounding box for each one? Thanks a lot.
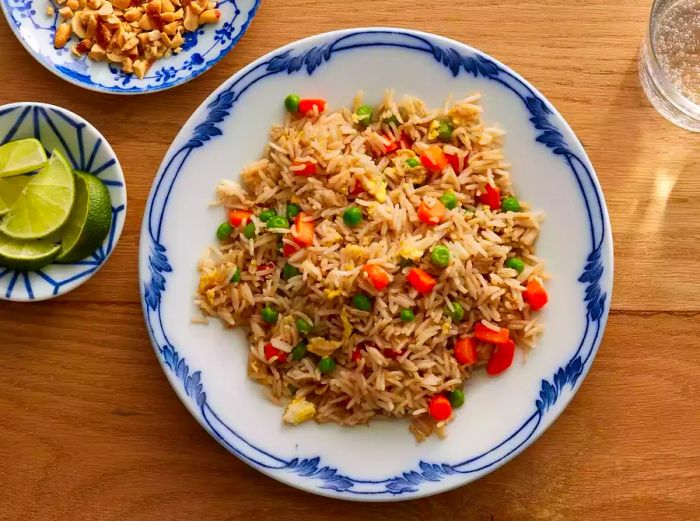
[0,102,126,301]
[0,0,260,94]
[139,28,613,501]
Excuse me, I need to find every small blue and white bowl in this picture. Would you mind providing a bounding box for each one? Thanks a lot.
[0,0,260,94]
[0,102,126,301]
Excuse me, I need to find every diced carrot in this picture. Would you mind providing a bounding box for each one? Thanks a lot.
[428,394,452,421]
[350,178,365,195]
[479,184,501,210]
[474,322,510,344]
[291,161,317,176]
[420,145,448,173]
[454,337,478,366]
[445,153,461,172]
[524,279,548,310]
[352,346,363,363]
[383,348,403,359]
[283,242,300,257]
[362,264,391,291]
[292,212,314,246]
[398,132,414,150]
[298,98,326,114]
[264,342,288,363]
[228,209,252,227]
[417,199,446,225]
[486,339,515,375]
[406,267,436,294]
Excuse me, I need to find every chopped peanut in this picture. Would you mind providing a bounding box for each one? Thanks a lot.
[49,0,218,76]
[54,22,72,48]
[58,6,73,18]
[132,59,147,78]
[198,8,219,24]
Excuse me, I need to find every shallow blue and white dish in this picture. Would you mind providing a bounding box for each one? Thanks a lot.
[0,0,260,94]
[139,28,613,501]
[0,102,126,301]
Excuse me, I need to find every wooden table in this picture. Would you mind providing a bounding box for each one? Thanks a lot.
[2,1,699,519]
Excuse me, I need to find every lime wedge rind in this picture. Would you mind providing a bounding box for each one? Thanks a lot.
[0,232,61,271]
[57,170,112,262]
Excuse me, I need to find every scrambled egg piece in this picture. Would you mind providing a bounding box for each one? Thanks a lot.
[398,243,424,261]
[290,195,300,204]
[283,398,316,425]
[427,120,441,140]
[324,289,344,299]
[307,337,343,356]
[370,179,388,203]
[441,321,452,334]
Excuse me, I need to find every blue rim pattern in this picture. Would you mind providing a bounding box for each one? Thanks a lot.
[0,104,125,300]
[140,29,611,497]
[0,0,260,94]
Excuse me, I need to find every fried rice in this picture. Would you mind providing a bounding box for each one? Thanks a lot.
[195,90,547,440]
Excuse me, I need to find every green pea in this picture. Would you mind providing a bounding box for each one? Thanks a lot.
[296,318,313,335]
[431,245,451,268]
[501,196,521,212]
[436,119,454,142]
[286,203,300,221]
[230,267,241,284]
[282,263,301,280]
[400,308,415,322]
[259,208,276,222]
[291,342,307,361]
[352,294,372,311]
[343,206,363,227]
[267,215,290,230]
[318,356,336,374]
[243,222,256,239]
[504,257,525,273]
[384,115,400,126]
[448,388,465,408]
[405,157,420,168]
[355,105,373,126]
[216,222,233,241]
[447,302,464,323]
[285,94,300,113]
[261,305,279,324]
[439,191,458,210]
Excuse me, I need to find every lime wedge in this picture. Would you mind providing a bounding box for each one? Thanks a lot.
[0,232,60,271]
[57,171,112,262]
[0,138,49,178]
[0,150,75,239]
[0,176,30,216]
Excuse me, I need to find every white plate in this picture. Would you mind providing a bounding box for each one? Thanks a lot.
[139,28,613,501]
[0,102,126,301]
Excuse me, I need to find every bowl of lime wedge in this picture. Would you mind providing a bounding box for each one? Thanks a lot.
[0,103,126,301]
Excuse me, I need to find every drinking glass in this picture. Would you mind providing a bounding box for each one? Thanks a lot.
[639,0,700,131]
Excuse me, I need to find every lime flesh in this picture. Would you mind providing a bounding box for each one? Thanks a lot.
[0,138,48,178]
[58,171,112,262]
[0,232,60,271]
[0,150,75,239]
[0,176,30,216]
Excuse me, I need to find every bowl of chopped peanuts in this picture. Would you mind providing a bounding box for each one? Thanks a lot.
[0,0,260,93]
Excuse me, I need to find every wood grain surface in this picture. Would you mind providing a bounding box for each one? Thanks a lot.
[2,1,700,519]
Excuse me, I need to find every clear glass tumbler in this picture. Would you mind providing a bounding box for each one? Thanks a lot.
[639,0,700,131]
